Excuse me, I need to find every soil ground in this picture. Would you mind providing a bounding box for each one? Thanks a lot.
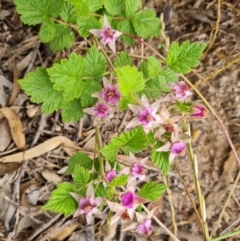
[0,0,240,240]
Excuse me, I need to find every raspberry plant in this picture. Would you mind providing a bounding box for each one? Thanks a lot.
[13,0,240,240]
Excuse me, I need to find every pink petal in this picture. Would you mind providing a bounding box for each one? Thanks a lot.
[126,117,140,129]
[89,29,101,37]
[86,183,94,198]
[141,95,149,107]
[86,214,93,224]
[73,208,81,218]
[136,212,145,223]
[108,41,116,52]
[105,161,111,172]
[159,105,169,119]
[103,15,111,28]
[83,107,95,116]
[103,77,110,88]
[110,209,125,224]
[156,142,171,152]
[122,222,138,231]
[128,104,142,114]
[70,192,81,203]
[150,99,162,112]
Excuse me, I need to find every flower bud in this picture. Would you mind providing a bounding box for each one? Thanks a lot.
[190,103,208,120]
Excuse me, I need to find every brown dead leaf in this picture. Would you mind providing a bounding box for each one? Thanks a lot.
[0,162,22,175]
[0,119,11,151]
[40,168,62,184]
[0,136,81,163]
[0,107,25,149]
[0,75,12,107]
[8,60,20,106]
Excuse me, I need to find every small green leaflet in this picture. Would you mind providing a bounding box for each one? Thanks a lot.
[77,16,101,37]
[100,127,152,162]
[175,102,192,113]
[132,10,160,39]
[151,142,171,175]
[18,68,62,114]
[116,66,145,96]
[60,1,77,23]
[95,183,107,197]
[66,152,93,174]
[14,0,63,25]
[114,52,133,68]
[39,22,56,43]
[72,165,90,188]
[42,182,77,216]
[104,0,124,16]
[84,46,106,82]
[47,53,85,101]
[81,80,101,108]
[109,175,128,187]
[119,19,136,46]
[147,56,161,79]
[125,0,140,17]
[49,24,74,52]
[166,40,206,74]
[139,181,167,201]
[61,98,84,122]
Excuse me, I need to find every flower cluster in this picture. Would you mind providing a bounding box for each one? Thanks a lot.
[83,77,121,124]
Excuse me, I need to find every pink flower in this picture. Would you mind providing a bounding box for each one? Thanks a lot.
[123,207,158,236]
[173,81,192,100]
[89,15,122,52]
[101,78,121,104]
[71,183,103,224]
[94,103,109,118]
[121,191,138,209]
[154,105,182,139]
[121,153,148,181]
[106,180,147,224]
[190,103,208,120]
[156,134,186,162]
[105,161,116,182]
[126,95,162,133]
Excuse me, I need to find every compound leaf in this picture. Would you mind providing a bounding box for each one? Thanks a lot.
[42,182,77,216]
[38,22,56,43]
[84,46,106,82]
[132,9,160,39]
[49,24,74,52]
[139,181,167,201]
[60,1,77,23]
[72,165,90,188]
[104,0,124,16]
[61,98,84,122]
[166,41,206,74]
[18,68,62,114]
[116,66,145,96]
[114,52,133,68]
[125,0,140,17]
[47,53,85,101]
[77,15,101,37]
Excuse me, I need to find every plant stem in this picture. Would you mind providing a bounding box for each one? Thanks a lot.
[211,229,240,241]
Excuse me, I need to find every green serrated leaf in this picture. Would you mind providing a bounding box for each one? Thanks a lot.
[139,61,148,78]
[66,0,89,16]
[132,9,160,39]
[77,16,101,37]
[18,68,63,113]
[114,52,133,68]
[104,0,124,16]
[119,94,135,110]
[60,1,77,23]
[81,80,101,107]
[73,165,90,188]
[139,78,161,100]
[66,152,93,174]
[119,19,136,46]
[61,98,84,122]
[85,46,106,82]
[14,0,63,25]
[139,181,167,201]
[14,0,50,25]
[110,175,128,187]
[125,0,140,16]
[49,0,64,18]
[101,127,151,162]
[158,68,178,83]
[95,183,107,197]
[87,0,104,12]
[116,66,145,96]
[47,53,85,101]
[151,142,171,175]
[42,182,77,216]
[166,41,206,74]
[147,56,161,79]
[49,24,74,52]
[39,22,56,43]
